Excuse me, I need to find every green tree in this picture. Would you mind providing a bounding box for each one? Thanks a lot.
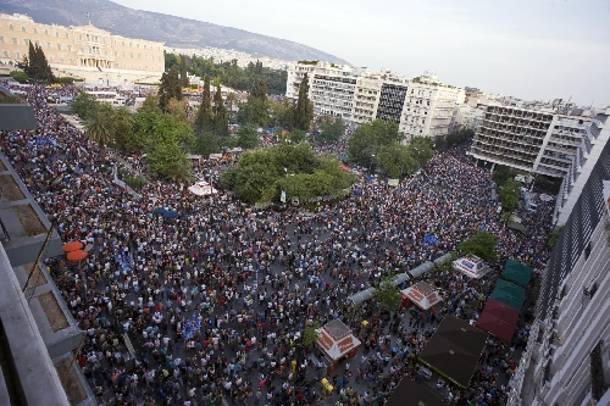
[19,42,54,82]
[499,178,520,213]
[111,107,138,153]
[302,324,319,349]
[236,126,259,149]
[375,278,401,313]
[221,144,353,204]
[348,119,400,169]
[293,74,313,131]
[178,55,189,87]
[377,143,418,179]
[458,232,498,262]
[167,97,189,122]
[9,70,28,84]
[72,92,99,120]
[407,137,434,168]
[288,129,306,144]
[269,99,295,129]
[194,76,213,134]
[144,114,193,181]
[85,104,114,146]
[158,67,182,112]
[148,137,192,181]
[317,116,344,144]
[492,165,516,186]
[140,96,162,114]
[213,84,229,137]
[238,80,269,127]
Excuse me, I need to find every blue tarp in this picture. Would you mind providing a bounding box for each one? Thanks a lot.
[423,234,438,246]
[181,316,202,340]
[153,208,178,218]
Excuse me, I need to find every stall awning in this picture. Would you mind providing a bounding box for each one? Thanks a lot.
[418,316,487,389]
[475,299,519,343]
[501,260,533,287]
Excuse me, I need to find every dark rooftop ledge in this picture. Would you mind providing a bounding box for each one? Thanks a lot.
[0,104,37,131]
[0,155,62,267]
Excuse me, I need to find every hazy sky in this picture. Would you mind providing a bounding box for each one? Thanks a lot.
[114,0,610,106]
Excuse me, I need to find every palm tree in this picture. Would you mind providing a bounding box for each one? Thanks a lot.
[85,108,113,146]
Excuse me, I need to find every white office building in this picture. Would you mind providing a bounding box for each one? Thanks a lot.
[399,75,466,140]
[308,62,361,121]
[285,61,317,100]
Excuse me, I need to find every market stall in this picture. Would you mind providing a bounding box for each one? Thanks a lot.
[453,255,491,279]
[316,319,361,368]
[400,281,442,310]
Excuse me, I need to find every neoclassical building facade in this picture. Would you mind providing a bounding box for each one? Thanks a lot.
[0,13,164,86]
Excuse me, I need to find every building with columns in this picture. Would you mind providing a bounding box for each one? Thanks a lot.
[0,13,164,86]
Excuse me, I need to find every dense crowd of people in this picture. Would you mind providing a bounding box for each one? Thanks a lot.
[0,83,553,405]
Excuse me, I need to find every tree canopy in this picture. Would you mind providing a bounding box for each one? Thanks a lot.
[374,277,401,313]
[348,120,433,178]
[317,116,345,144]
[221,144,354,204]
[19,42,54,83]
[293,74,313,131]
[158,66,183,112]
[166,52,287,95]
[458,232,498,262]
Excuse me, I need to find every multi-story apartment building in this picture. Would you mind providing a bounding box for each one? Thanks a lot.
[0,13,164,86]
[285,61,317,99]
[471,105,591,176]
[470,104,610,225]
[352,73,382,124]
[507,137,610,406]
[399,75,466,140]
[286,63,465,140]
[375,75,409,124]
[308,62,360,121]
[449,104,485,133]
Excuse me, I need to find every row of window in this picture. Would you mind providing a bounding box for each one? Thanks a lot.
[2,22,161,49]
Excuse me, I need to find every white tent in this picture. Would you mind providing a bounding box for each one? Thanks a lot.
[188,181,217,196]
[453,255,491,279]
[401,281,442,310]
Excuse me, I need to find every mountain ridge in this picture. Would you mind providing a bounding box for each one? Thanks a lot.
[0,0,348,64]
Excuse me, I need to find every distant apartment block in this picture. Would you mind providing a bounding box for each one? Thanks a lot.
[286,62,465,140]
[400,75,466,140]
[470,104,610,225]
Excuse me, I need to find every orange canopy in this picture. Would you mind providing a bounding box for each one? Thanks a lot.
[63,241,84,253]
[66,249,88,262]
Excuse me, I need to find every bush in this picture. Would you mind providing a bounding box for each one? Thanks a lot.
[54,76,77,85]
[9,70,29,84]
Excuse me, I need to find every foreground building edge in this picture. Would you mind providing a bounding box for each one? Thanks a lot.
[507,138,610,405]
